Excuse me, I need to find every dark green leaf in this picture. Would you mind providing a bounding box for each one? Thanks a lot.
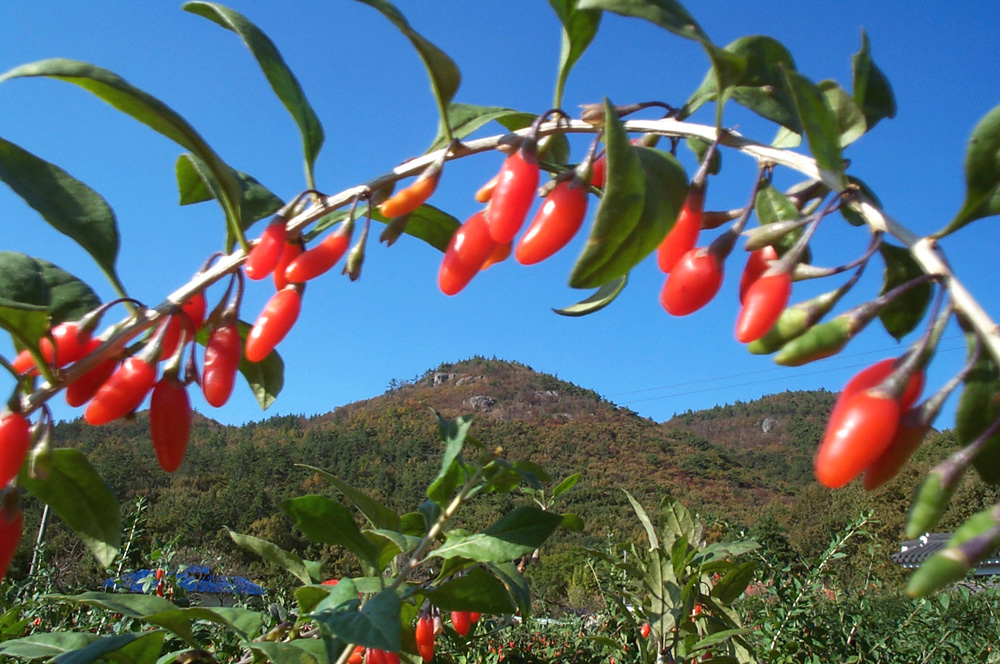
[877,243,932,340]
[311,586,400,653]
[852,29,896,131]
[576,0,706,39]
[46,592,175,619]
[710,561,757,604]
[940,102,1000,235]
[0,137,121,288]
[354,0,461,141]
[428,104,535,153]
[693,628,750,651]
[753,184,807,258]
[280,495,381,571]
[683,36,798,129]
[0,251,51,349]
[553,275,628,317]
[818,79,866,147]
[371,204,460,253]
[484,562,532,618]
[660,496,701,545]
[0,59,243,238]
[548,0,602,107]
[0,634,99,660]
[569,99,646,288]
[298,465,401,531]
[226,527,321,585]
[955,331,1000,483]
[249,641,322,664]
[184,2,324,187]
[424,566,517,613]
[37,260,101,325]
[175,154,283,229]
[234,319,284,409]
[431,507,563,562]
[685,137,721,175]
[50,632,164,664]
[19,449,120,567]
[365,528,423,560]
[145,606,265,644]
[560,513,585,531]
[783,69,846,187]
[427,413,473,506]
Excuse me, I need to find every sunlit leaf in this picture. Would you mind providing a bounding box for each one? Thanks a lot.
[0,137,122,290]
[175,154,283,229]
[553,275,628,316]
[0,251,51,350]
[19,449,121,567]
[818,79,866,147]
[184,2,324,187]
[311,586,400,653]
[782,69,846,187]
[370,203,460,253]
[281,495,381,571]
[37,260,101,326]
[939,102,1000,235]
[354,0,461,141]
[548,0,601,107]
[298,465,401,531]
[424,566,517,613]
[427,104,535,153]
[431,507,563,562]
[226,527,320,585]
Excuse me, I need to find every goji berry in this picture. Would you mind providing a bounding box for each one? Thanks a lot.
[245,220,287,280]
[515,178,589,265]
[83,357,157,426]
[438,210,498,296]
[202,323,242,408]
[159,293,207,360]
[379,173,440,219]
[486,150,539,244]
[284,229,351,283]
[273,241,304,291]
[816,387,902,488]
[451,610,472,636]
[738,246,779,304]
[0,412,31,488]
[0,490,23,582]
[735,270,792,343]
[149,373,191,473]
[657,184,705,273]
[245,285,303,363]
[415,615,435,662]
[660,247,723,316]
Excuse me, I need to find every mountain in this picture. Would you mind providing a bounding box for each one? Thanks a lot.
[15,357,994,603]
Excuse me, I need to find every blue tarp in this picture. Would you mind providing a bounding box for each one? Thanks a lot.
[104,566,265,595]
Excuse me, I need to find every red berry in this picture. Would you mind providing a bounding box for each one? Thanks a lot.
[202,324,242,407]
[486,151,539,244]
[735,271,792,343]
[415,615,435,662]
[451,610,472,636]
[284,231,351,283]
[738,246,779,303]
[0,492,23,582]
[65,340,117,408]
[245,220,287,280]
[515,179,589,265]
[438,210,499,296]
[84,357,157,426]
[273,241,304,291]
[657,186,704,273]
[816,388,901,488]
[150,374,191,473]
[245,286,302,363]
[0,413,32,488]
[160,293,207,359]
[660,247,723,316]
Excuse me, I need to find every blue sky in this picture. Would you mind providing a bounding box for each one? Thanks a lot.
[2,1,999,429]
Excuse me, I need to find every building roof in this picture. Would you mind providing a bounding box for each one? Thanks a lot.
[104,567,265,595]
[892,533,1000,574]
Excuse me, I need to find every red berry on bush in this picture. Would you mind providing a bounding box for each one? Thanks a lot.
[815,387,901,488]
[379,173,440,218]
[660,247,723,316]
[657,185,705,273]
[159,293,207,360]
[415,615,435,662]
[438,210,498,296]
[515,179,589,265]
[245,285,303,363]
[245,220,287,280]
[0,491,23,582]
[738,246,779,303]
[735,271,792,343]
[202,323,242,408]
[0,412,32,488]
[486,150,540,244]
[284,230,351,284]
[84,357,157,426]
[65,340,117,408]
[150,374,191,473]
[273,241,304,291]
[451,610,472,636]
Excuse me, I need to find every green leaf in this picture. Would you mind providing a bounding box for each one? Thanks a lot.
[248,641,323,664]
[428,104,535,153]
[19,449,120,567]
[183,2,324,188]
[298,465,401,531]
[624,489,659,550]
[710,560,757,604]
[560,513,585,531]
[424,566,517,614]
[226,527,320,585]
[484,562,532,618]
[0,251,52,349]
[659,496,701,545]
[431,507,563,562]
[234,319,284,409]
[552,473,581,498]
[37,260,101,325]
[46,592,176,619]
[852,29,896,131]
[0,59,243,242]
[553,275,628,317]
[940,102,1000,235]
[280,495,381,571]
[753,184,808,258]
[877,243,932,341]
[175,154,283,229]
[354,0,461,141]
[569,98,647,288]
[683,36,798,130]
[782,68,846,187]
[46,632,165,664]
[427,413,474,506]
[954,331,1000,483]
[685,137,721,175]
[0,137,122,291]
[311,586,400,653]
[818,80,866,148]
[0,633,100,660]
[693,628,750,652]
[144,606,264,645]
[548,0,602,107]
[365,528,423,560]
[371,203,460,253]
